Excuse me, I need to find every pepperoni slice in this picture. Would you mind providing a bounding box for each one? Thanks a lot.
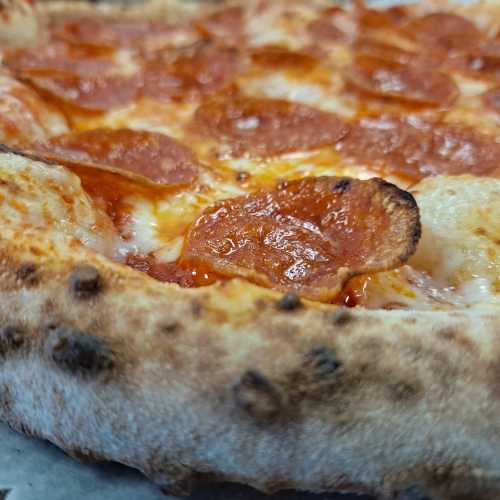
[345,55,458,108]
[142,44,240,101]
[192,96,349,158]
[456,41,500,79]
[307,19,344,43]
[37,129,200,185]
[404,13,481,52]
[51,16,195,52]
[4,42,141,111]
[4,42,114,76]
[126,254,220,287]
[182,177,420,301]
[307,7,351,43]
[193,6,245,46]
[483,87,500,114]
[250,46,318,71]
[353,38,444,69]
[353,38,415,65]
[26,73,141,112]
[336,114,500,180]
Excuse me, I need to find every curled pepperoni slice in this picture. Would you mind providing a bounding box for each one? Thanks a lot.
[404,13,481,52]
[182,177,420,302]
[345,55,458,108]
[483,87,500,114]
[336,114,500,180]
[38,129,200,185]
[142,44,240,101]
[192,97,349,158]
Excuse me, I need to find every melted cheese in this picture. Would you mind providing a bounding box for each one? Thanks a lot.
[0,72,68,146]
[348,176,500,310]
[0,151,117,257]
[410,175,500,299]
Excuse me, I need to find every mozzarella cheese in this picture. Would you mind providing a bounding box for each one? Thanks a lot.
[0,72,68,146]
[410,175,500,301]
[0,151,117,258]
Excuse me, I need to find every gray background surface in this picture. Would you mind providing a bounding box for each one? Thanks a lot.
[0,423,372,499]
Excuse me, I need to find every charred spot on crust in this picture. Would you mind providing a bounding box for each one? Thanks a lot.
[395,485,432,500]
[388,380,422,403]
[306,346,341,378]
[16,263,39,286]
[190,300,204,318]
[46,326,114,377]
[233,370,283,422]
[69,265,103,299]
[0,326,24,357]
[375,178,422,260]
[332,178,351,193]
[0,490,11,500]
[276,292,302,311]
[160,321,180,335]
[332,307,353,326]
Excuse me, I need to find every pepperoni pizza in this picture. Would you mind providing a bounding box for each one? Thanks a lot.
[0,0,499,499]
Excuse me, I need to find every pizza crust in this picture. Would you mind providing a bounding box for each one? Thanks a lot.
[1,1,500,499]
[0,150,499,500]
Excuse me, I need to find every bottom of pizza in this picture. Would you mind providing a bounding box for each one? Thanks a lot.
[0,149,499,500]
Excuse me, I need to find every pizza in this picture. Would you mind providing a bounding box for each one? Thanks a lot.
[0,0,499,498]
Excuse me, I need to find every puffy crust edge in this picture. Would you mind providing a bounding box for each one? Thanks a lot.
[0,231,499,500]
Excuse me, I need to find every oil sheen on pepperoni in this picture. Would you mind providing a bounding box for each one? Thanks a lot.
[336,114,500,180]
[345,55,458,107]
[142,45,240,101]
[182,177,420,302]
[42,129,200,185]
[192,96,349,158]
